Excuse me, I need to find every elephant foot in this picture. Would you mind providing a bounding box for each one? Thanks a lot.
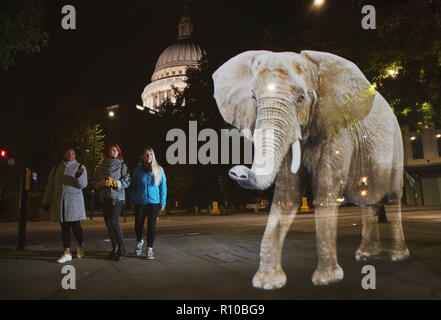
[389,248,410,261]
[355,245,381,261]
[252,266,287,290]
[312,264,344,286]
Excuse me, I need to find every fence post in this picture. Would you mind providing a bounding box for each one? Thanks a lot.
[17,167,30,250]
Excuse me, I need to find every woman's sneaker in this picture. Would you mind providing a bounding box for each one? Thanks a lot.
[135,239,144,256]
[57,253,72,264]
[77,247,84,259]
[146,248,154,260]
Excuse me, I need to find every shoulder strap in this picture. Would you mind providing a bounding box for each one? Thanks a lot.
[51,164,60,178]
[121,162,125,176]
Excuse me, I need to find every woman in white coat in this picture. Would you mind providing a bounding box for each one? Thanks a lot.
[43,147,88,263]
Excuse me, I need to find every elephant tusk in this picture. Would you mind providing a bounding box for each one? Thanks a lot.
[291,140,301,174]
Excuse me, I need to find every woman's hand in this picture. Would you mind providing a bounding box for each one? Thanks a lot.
[161,206,165,211]
[75,166,84,177]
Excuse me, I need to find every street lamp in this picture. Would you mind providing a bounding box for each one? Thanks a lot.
[387,69,399,78]
[313,0,325,7]
[107,104,120,117]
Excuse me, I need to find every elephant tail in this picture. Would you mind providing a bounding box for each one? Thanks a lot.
[404,170,416,190]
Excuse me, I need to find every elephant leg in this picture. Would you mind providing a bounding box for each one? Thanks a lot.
[252,157,302,290]
[312,203,344,285]
[310,143,350,286]
[385,200,410,261]
[355,206,381,261]
[252,205,297,289]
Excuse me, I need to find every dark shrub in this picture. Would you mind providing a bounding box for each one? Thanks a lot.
[1,192,48,221]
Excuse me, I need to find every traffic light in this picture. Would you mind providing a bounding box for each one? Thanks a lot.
[0,149,7,158]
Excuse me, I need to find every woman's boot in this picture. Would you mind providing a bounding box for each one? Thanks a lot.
[107,245,118,259]
[114,245,126,261]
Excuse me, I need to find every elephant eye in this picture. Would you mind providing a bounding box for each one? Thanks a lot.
[251,90,257,100]
[297,95,305,103]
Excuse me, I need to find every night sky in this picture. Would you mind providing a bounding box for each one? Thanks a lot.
[0,0,432,203]
[1,0,411,165]
[1,0,371,115]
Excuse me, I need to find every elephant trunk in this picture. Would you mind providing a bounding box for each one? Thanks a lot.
[229,98,301,190]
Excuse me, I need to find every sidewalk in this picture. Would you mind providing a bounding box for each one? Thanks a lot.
[1,205,441,233]
[0,208,440,299]
[87,204,441,217]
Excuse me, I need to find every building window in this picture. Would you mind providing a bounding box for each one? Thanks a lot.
[172,71,176,75]
[410,135,424,159]
[178,70,182,74]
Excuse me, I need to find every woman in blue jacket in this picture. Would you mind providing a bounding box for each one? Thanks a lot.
[130,147,167,260]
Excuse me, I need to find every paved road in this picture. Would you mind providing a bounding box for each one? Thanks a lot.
[0,208,440,299]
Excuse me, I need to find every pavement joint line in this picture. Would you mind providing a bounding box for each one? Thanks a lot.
[109,260,143,294]
[404,254,441,285]
[153,245,224,299]
[159,232,202,238]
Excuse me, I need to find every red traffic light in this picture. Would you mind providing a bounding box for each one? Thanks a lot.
[0,149,7,158]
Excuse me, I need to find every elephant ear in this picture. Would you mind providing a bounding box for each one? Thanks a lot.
[212,51,268,140]
[301,50,376,139]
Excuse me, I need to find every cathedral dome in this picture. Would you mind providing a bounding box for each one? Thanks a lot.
[140,4,206,111]
[154,40,205,73]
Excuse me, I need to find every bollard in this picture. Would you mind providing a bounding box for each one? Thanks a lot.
[300,197,310,212]
[17,167,31,250]
[211,201,220,215]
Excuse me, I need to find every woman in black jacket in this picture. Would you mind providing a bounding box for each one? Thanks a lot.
[95,145,130,260]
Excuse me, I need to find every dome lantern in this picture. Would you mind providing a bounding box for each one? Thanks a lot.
[178,4,193,40]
